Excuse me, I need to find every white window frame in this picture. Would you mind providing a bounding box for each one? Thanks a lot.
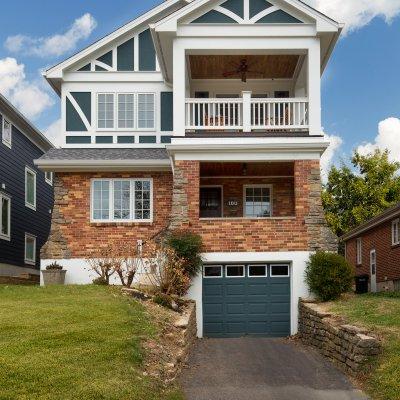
[225,264,245,278]
[248,264,268,278]
[1,116,12,148]
[45,171,53,186]
[356,237,362,265]
[24,233,36,265]
[25,166,37,211]
[90,178,153,223]
[97,92,115,131]
[243,184,273,218]
[270,264,290,278]
[117,93,136,130]
[392,219,400,246]
[0,193,11,241]
[137,92,156,131]
[203,265,223,278]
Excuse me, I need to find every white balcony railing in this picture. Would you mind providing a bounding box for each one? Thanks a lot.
[185,95,309,132]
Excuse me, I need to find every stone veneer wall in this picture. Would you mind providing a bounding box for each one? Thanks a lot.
[298,299,381,374]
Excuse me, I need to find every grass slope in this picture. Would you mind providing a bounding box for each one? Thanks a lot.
[330,292,400,400]
[0,285,183,400]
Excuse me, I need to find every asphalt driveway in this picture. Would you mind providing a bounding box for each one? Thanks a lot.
[181,338,368,400]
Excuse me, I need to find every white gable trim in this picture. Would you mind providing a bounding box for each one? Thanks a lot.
[45,0,189,80]
[249,5,280,24]
[214,5,243,23]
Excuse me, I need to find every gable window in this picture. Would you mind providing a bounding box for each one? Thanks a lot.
[2,117,12,148]
[45,171,53,186]
[98,93,115,129]
[356,238,362,265]
[118,94,135,129]
[244,185,271,218]
[91,178,152,222]
[138,93,155,129]
[25,233,36,265]
[0,193,11,241]
[392,219,400,246]
[25,167,37,210]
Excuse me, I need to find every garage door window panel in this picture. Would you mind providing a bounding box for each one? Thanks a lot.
[226,265,245,278]
[248,265,267,277]
[204,265,223,278]
[270,264,290,277]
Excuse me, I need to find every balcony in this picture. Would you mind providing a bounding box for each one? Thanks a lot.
[185,95,309,133]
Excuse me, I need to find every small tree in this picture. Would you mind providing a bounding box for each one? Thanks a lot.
[86,245,116,285]
[305,251,353,301]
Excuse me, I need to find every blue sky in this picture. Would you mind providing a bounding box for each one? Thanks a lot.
[0,0,400,172]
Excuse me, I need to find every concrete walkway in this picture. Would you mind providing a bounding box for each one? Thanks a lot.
[181,338,368,400]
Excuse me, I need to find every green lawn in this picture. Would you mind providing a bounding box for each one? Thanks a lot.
[0,285,184,400]
[329,292,400,400]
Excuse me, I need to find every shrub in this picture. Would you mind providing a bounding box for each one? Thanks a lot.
[46,262,63,270]
[92,277,108,286]
[153,292,173,309]
[305,251,354,301]
[166,230,203,277]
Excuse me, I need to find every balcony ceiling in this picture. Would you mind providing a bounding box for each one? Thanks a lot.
[189,55,300,80]
[200,162,294,177]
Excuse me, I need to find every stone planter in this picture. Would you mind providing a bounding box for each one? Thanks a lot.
[42,270,66,285]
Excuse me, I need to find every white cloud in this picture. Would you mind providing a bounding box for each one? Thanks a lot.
[321,134,343,182]
[357,118,400,162]
[304,0,400,35]
[0,57,53,119]
[5,13,97,58]
[44,119,62,148]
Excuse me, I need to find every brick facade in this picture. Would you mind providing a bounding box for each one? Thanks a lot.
[42,159,337,259]
[345,220,400,288]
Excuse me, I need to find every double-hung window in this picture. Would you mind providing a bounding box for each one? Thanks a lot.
[137,93,155,129]
[118,94,135,129]
[2,117,12,148]
[0,193,11,241]
[25,167,37,210]
[244,185,271,218]
[392,219,400,246]
[356,237,362,265]
[97,93,115,129]
[25,233,36,265]
[91,178,152,222]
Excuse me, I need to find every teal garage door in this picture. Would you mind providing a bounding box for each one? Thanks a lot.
[203,264,291,338]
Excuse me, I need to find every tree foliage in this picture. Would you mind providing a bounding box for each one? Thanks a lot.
[323,149,400,236]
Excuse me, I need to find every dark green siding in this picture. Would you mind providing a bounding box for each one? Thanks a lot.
[161,136,172,144]
[203,265,290,338]
[256,9,302,23]
[95,65,107,71]
[161,92,173,131]
[78,63,91,71]
[221,0,244,18]
[249,0,273,18]
[139,29,156,71]
[70,92,91,124]
[139,136,157,144]
[66,98,87,132]
[66,136,91,144]
[96,136,113,144]
[117,136,135,144]
[192,10,238,23]
[96,51,113,67]
[117,38,135,71]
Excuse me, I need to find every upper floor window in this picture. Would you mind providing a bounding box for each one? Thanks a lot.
[2,117,12,148]
[98,93,115,129]
[25,167,37,210]
[0,193,11,241]
[392,219,400,246]
[118,94,135,129]
[91,178,152,222]
[244,185,271,218]
[45,171,54,186]
[356,237,362,265]
[138,93,155,129]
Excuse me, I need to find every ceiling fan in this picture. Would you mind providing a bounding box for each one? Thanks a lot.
[222,58,264,82]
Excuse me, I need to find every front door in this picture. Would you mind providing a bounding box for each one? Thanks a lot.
[370,249,377,293]
[200,187,222,218]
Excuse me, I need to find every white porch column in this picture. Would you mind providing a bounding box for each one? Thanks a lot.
[242,91,252,132]
[308,39,322,136]
[173,41,186,136]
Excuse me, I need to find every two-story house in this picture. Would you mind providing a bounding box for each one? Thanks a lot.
[0,94,54,280]
[35,0,341,338]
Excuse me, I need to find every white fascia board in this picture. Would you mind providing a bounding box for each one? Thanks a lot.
[34,159,172,172]
[44,0,186,79]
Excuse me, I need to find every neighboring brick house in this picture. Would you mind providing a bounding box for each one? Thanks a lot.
[35,0,341,338]
[342,203,400,293]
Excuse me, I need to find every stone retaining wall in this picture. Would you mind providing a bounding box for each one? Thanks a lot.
[298,299,381,374]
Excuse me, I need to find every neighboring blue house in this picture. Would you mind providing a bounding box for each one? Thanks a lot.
[0,94,54,278]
